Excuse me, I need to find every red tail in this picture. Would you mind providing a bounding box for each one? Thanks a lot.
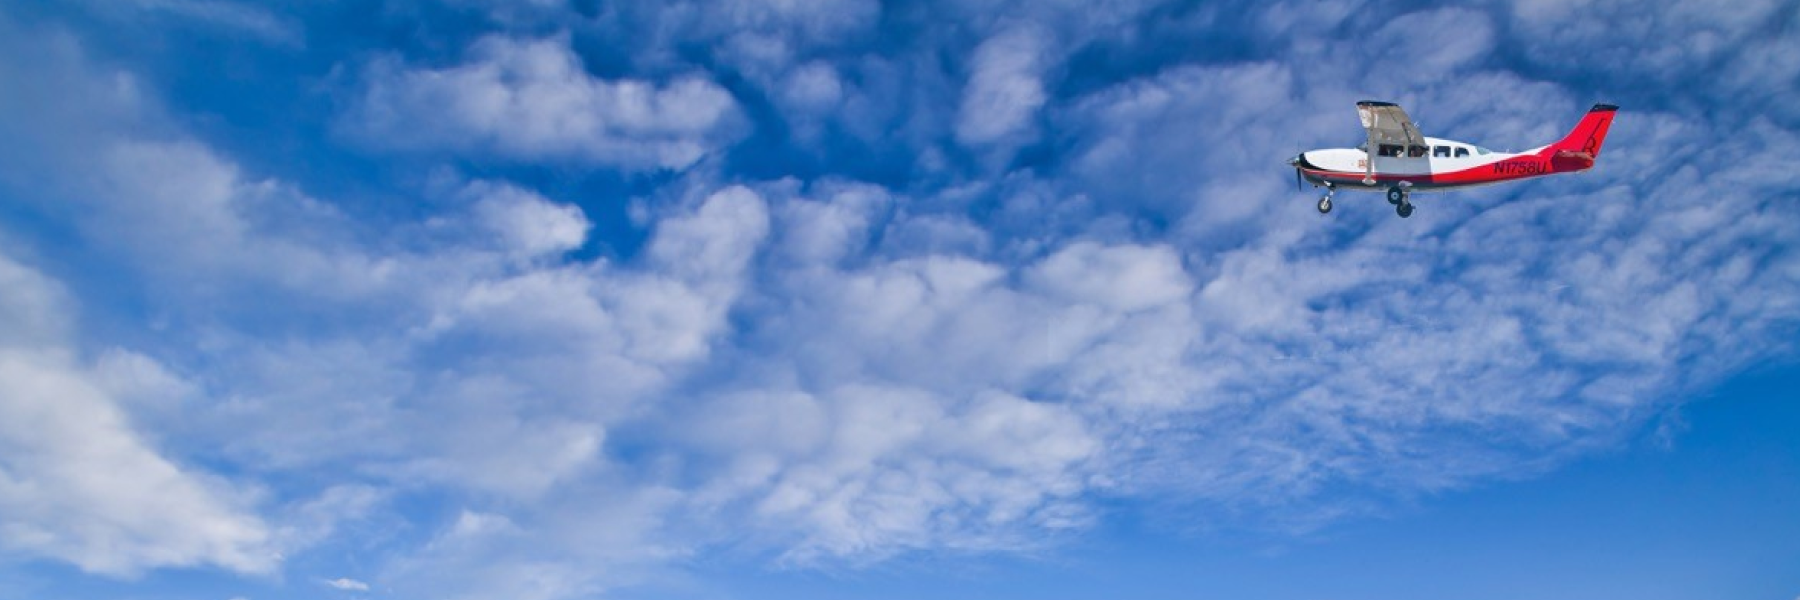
[1545,103,1618,172]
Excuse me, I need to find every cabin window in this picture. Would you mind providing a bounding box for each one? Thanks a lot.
[1475,146,1493,155]
[1455,147,1470,158]
[1433,145,1451,157]
[1377,144,1403,157]
[1407,145,1428,157]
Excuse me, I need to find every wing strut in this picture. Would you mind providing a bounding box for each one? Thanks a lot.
[1363,147,1375,186]
[1360,108,1378,186]
[1360,128,1375,187]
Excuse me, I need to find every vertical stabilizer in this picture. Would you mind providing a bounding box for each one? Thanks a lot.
[1546,104,1618,171]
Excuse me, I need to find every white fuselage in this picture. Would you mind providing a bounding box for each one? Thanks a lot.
[1299,137,1541,192]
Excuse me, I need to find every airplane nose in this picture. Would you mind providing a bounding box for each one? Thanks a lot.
[1287,153,1302,167]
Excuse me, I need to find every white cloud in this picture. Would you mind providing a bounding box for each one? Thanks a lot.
[78,138,400,304]
[324,577,370,591]
[389,382,605,499]
[637,0,882,67]
[275,484,385,553]
[0,255,276,577]
[193,186,770,500]
[780,61,846,116]
[956,26,1051,146]
[467,182,590,260]
[772,61,848,140]
[419,184,769,371]
[95,140,248,265]
[770,181,887,266]
[348,34,741,169]
[1027,241,1192,312]
[381,489,685,600]
[644,185,772,290]
[1505,0,1794,120]
[0,253,72,349]
[0,26,775,586]
[687,386,1097,562]
[1065,61,1300,231]
[1369,8,1493,78]
[710,0,881,43]
[78,0,302,45]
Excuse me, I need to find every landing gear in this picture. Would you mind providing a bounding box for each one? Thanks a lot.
[1386,184,1413,218]
[1317,185,1335,214]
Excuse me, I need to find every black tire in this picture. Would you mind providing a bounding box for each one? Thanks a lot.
[1317,197,1333,214]
[1396,202,1414,218]
[1386,186,1404,205]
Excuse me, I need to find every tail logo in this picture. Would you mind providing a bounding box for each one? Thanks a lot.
[1580,114,1612,155]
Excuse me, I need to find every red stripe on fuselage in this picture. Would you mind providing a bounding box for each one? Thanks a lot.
[1298,155,1565,191]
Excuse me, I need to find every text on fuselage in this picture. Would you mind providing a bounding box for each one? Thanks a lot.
[1493,160,1545,175]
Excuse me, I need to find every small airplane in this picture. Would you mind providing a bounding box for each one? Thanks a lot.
[1288,101,1618,217]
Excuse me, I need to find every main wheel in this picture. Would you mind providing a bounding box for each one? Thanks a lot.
[1396,202,1414,218]
[1386,186,1404,205]
[1317,196,1333,214]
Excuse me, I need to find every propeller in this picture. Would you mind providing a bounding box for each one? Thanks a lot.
[1289,154,1303,191]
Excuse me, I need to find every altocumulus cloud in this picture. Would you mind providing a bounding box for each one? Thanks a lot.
[346,33,743,169]
[0,1,1796,598]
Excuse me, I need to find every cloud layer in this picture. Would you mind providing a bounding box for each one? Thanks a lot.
[1,1,1797,599]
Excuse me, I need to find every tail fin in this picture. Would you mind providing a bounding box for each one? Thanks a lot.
[1546,103,1619,172]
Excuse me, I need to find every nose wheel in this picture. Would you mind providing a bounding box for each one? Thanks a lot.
[1317,186,1335,214]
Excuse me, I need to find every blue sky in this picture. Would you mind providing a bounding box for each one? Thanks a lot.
[0,1,1797,599]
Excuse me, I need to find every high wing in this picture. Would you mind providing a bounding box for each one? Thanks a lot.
[1355,101,1427,183]
[1356,101,1426,148]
